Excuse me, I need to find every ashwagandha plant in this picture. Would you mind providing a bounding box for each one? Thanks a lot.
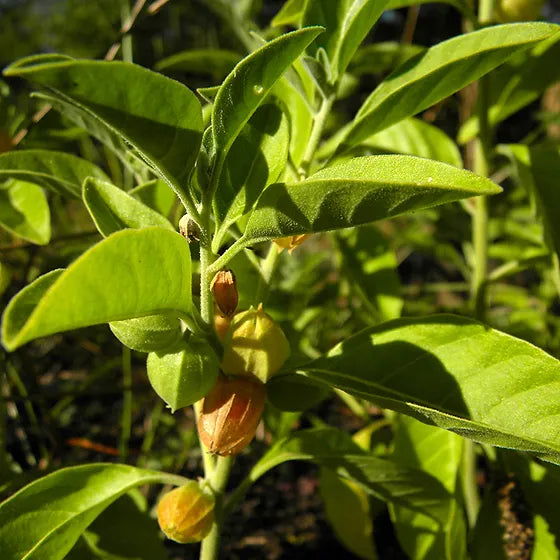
[1,0,560,558]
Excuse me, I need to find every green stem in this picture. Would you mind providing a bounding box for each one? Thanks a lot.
[462,439,479,528]
[119,346,132,462]
[471,75,491,323]
[120,0,133,63]
[200,456,233,560]
[255,244,280,305]
[299,94,335,178]
[478,0,495,23]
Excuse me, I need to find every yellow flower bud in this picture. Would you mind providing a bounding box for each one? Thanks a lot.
[157,481,215,543]
[273,234,310,253]
[221,304,290,383]
[494,0,544,22]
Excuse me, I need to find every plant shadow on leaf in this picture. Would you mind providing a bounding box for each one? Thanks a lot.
[83,100,202,185]
[309,337,471,421]
[218,102,283,217]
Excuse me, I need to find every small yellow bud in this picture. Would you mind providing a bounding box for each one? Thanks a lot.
[221,304,290,383]
[157,481,215,543]
[273,234,310,253]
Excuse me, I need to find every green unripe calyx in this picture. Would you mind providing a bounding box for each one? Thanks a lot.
[221,303,290,384]
[157,480,215,543]
[109,313,182,353]
[147,336,219,412]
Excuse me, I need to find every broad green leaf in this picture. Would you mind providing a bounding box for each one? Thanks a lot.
[505,454,560,560]
[391,416,466,560]
[335,226,402,322]
[349,42,426,77]
[156,49,242,79]
[471,489,508,560]
[32,92,134,171]
[338,23,559,154]
[4,56,203,193]
[319,117,462,167]
[0,463,186,560]
[295,314,560,464]
[267,372,331,411]
[82,178,174,237]
[458,32,560,144]
[67,492,167,560]
[386,0,467,10]
[302,0,390,82]
[523,147,560,257]
[212,101,289,251]
[212,27,322,158]
[0,150,109,198]
[319,467,377,559]
[129,179,177,219]
[251,428,450,521]
[242,155,501,244]
[0,180,50,245]
[358,118,463,167]
[2,227,191,350]
[271,0,305,27]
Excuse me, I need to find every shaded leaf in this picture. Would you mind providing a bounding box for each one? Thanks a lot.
[243,155,501,244]
[83,178,174,237]
[302,0,390,81]
[212,26,322,158]
[4,56,202,193]
[338,23,559,154]
[0,149,109,198]
[212,101,289,250]
[295,314,560,464]
[0,180,50,244]
[129,179,177,219]
[156,49,242,79]
[2,227,191,350]
[251,428,450,521]
[0,463,186,560]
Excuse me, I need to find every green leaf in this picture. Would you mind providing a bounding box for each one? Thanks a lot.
[251,427,450,521]
[0,150,109,198]
[386,0,467,10]
[0,463,185,560]
[4,56,203,193]
[67,492,168,560]
[458,32,560,144]
[0,180,50,245]
[129,179,177,219]
[271,0,305,27]
[32,92,135,171]
[338,23,559,154]
[335,226,402,322]
[302,0,390,81]
[319,467,377,559]
[212,101,289,251]
[295,314,560,464]
[242,155,501,243]
[83,178,174,237]
[2,227,191,350]
[267,372,331,411]
[349,42,426,77]
[390,416,466,560]
[212,26,323,158]
[156,49,242,79]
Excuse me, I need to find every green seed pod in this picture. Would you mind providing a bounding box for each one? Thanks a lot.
[147,336,219,412]
[221,304,290,384]
[157,481,215,543]
[495,0,545,22]
[109,313,182,353]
